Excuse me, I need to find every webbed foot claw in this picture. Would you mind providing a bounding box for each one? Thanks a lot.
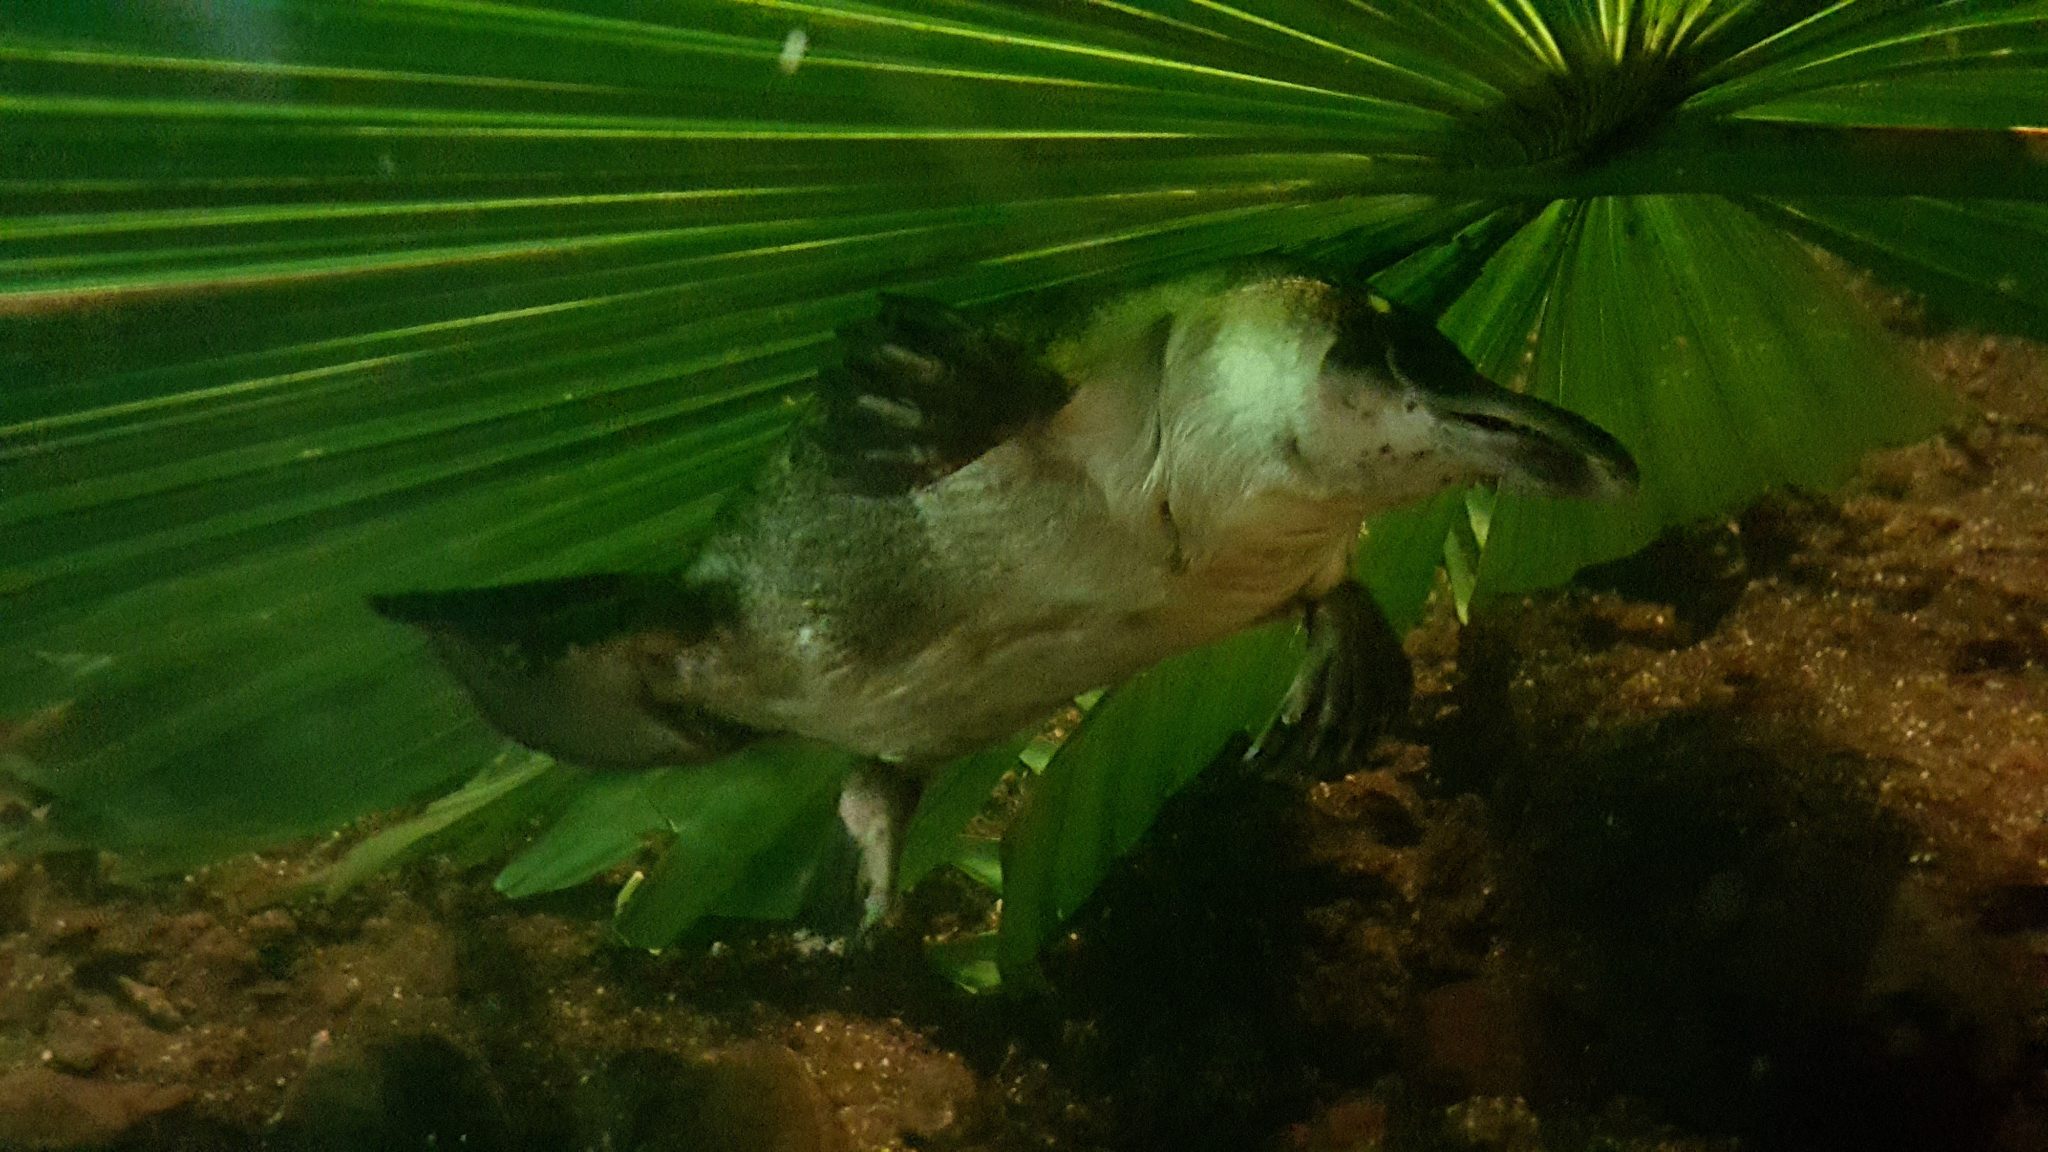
[1257,582,1412,777]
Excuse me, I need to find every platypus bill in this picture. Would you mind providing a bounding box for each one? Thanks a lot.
[371,267,1639,926]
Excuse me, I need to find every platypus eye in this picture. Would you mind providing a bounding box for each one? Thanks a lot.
[1329,292,1483,405]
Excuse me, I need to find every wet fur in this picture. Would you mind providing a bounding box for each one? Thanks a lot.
[383,269,1630,781]
[658,276,1381,767]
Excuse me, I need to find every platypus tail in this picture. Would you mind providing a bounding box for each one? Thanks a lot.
[369,573,756,770]
[375,575,916,940]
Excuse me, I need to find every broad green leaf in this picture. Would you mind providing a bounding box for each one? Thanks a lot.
[315,754,571,896]
[1357,490,1466,634]
[493,769,671,899]
[1688,2,2048,125]
[704,780,851,922]
[996,621,1306,987]
[1438,198,1583,372]
[1470,196,1954,598]
[1445,492,1491,624]
[1755,198,2048,343]
[897,735,1029,895]
[610,742,854,949]
[1368,203,1544,315]
[494,751,853,923]
[950,837,1004,894]
[926,930,1004,995]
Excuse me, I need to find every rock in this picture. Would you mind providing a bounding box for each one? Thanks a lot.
[306,916,459,1014]
[785,1014,976,1147]
[272,1033,512,1152]
[307,968,362,1012]
[0,1067,190,1150]
[116,975,183,1028]
[182,915,263,985]
[704,1043,850,1152]
[42,1008,117,1074]
[1283,1093,1389,1151]
[39,907,113,951]
[358,916,460,1000]
[1443,1096,1542,1152]
[0,860,36,934]
[575,1044,849,1152]
[244,907,298,951]
[0,946,66,1027]
[1415,979,1528,1099]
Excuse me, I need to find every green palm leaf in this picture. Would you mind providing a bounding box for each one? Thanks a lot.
[4,1,2043,975]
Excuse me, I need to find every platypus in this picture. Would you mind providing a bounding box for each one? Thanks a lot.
[372,267,1637,922]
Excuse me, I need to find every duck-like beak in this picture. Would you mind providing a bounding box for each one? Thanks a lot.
[1415,375,1640,500]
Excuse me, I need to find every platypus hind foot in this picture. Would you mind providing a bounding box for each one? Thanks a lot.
[836,761,925,936]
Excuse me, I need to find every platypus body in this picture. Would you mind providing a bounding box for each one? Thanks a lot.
[373,266,1637,919]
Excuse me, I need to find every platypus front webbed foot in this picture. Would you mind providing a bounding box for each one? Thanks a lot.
[816,294,1070,496]
[1257,581,1412,776]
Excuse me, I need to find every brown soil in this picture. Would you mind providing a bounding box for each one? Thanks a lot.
[2,324,2046,1151]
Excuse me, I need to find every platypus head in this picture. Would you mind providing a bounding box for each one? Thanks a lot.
[1150,274,1636,517]
[1306,289,1639,508]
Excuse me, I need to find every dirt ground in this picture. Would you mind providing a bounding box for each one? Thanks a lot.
[2,320,2045,1151]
